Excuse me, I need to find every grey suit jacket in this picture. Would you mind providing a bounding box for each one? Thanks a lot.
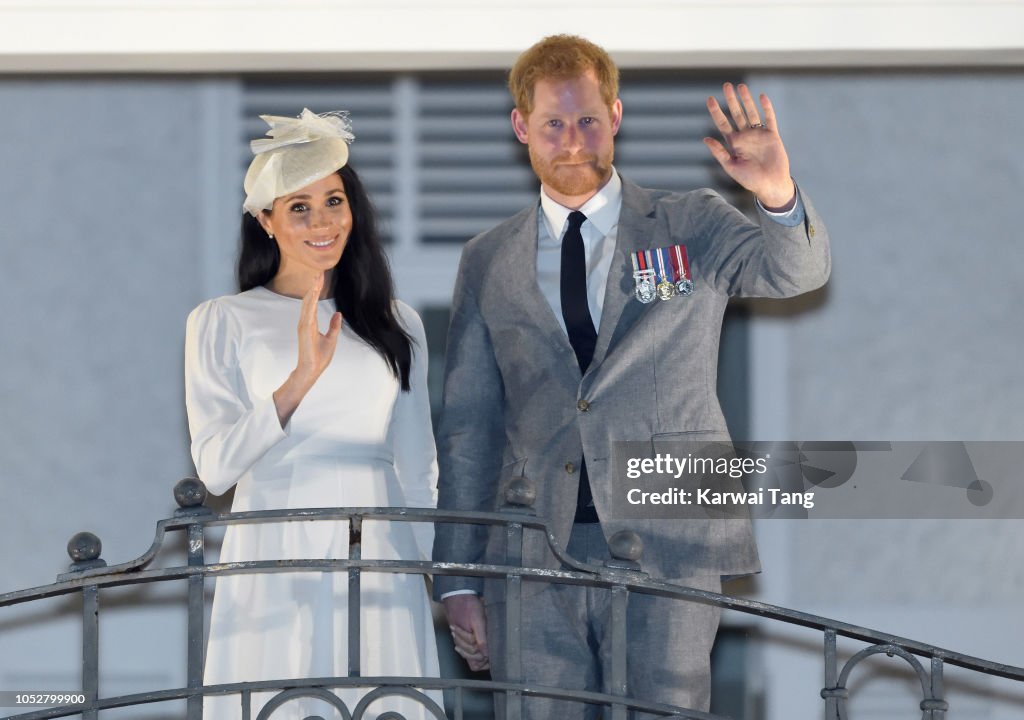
[432,176,830,602]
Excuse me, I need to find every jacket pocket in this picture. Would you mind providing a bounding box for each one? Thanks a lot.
[649,430,733,464]
[651,430,727,440]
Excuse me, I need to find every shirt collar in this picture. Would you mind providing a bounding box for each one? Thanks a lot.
[539,168,623,240]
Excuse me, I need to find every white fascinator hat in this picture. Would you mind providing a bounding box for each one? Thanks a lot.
[242,108,355,216]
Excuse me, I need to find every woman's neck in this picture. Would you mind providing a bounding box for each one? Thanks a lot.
[267,269,333,299]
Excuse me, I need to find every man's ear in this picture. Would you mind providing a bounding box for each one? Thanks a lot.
[610,98,623,136]
[511,108,529,145]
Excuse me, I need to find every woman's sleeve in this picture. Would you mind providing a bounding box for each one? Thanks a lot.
[184,299,289,496]
[389,302,439,562]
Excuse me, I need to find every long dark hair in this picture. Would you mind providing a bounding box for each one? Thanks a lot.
[237,164,413,391]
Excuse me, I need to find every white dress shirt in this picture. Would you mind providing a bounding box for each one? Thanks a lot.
[536,170,623,332]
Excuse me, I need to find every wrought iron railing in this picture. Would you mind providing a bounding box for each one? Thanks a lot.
[1,477,1022,720]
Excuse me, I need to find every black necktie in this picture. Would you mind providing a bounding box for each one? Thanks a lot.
[560,210,599,523]
[560,211,597,373]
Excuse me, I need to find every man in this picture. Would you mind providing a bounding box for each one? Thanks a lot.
[432,34,830,717]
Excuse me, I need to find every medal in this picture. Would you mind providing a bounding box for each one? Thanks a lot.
[631,251,657,304]
[656,247,676,301]
[673,244,693,296]
[636,271,656,303]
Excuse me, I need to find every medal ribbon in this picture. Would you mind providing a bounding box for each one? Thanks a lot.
[633,249,654,273]
[665,246,677,283]
[656,247,666,284]
[674,244,691,281]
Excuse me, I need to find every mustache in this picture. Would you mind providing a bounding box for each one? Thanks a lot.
[553,153,599,164]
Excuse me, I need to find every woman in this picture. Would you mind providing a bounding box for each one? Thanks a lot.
[184,109,442,719]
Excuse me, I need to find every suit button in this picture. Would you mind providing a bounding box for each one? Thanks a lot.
[577,399,590,412]
[565,462,575,474]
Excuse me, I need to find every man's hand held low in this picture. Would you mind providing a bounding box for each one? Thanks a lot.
[443,594,490,671]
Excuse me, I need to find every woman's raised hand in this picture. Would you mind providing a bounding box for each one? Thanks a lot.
[295,273,343,385]
[273,273,343,427]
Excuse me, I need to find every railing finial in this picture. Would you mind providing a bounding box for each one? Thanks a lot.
[606,530,644,571]
[174,477,213,517]
[66,531,106,572]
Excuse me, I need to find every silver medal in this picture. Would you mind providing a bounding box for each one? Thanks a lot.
[633,269,656,304]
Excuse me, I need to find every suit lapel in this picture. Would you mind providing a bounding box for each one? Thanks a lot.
[590,178,658,371]
[499,203,580,372]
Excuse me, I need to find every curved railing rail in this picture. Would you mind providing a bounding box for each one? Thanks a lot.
[1,478,1022,720]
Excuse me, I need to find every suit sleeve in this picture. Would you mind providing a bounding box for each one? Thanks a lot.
[184,299,289,496]
[389,302,439,562]
[431,247,506,599]
[693,184,831,298]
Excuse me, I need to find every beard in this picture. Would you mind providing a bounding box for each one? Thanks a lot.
[529,147,614,199]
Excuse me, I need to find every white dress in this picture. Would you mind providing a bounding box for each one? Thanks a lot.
[184,286,443,720]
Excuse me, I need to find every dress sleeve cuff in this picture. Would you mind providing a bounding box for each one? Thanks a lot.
[255,392,290,441]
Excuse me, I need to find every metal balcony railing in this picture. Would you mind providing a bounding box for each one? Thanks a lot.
[1,477,1022,720]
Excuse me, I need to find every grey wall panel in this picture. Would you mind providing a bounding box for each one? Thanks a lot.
[0,80,219,712]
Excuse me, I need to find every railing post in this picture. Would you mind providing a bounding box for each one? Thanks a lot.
[923,657,948,720]
[348,514,362,678]
[81,585,99,720]
[175,478,214,720]
[66,531,106,720]
[501,477,536,720]
[452,685,464,720]
[821,629,842,720]
[604,530,643,720]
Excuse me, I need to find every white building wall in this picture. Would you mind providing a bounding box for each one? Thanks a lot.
[745,71,1024,720]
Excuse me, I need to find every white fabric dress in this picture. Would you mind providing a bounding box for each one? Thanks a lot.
[184,286,442,720]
